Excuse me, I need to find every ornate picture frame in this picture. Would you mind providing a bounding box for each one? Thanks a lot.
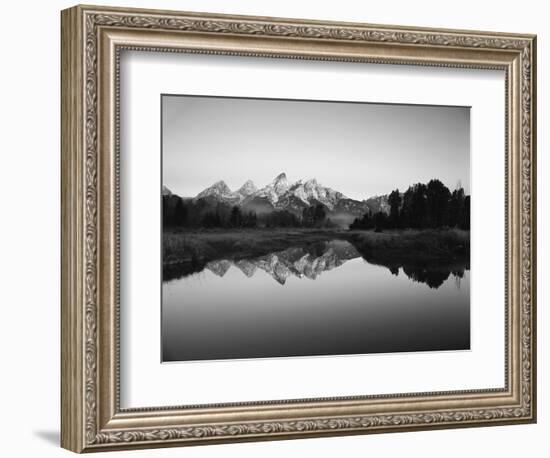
[61,4,536,453]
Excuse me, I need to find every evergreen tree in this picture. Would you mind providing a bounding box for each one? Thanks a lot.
[173,198,187,227]
[388,189,401,228]
[314,204,326,223]
[409,183,428,228]
[243,211,257,228]
[229,206,242,228]
[302,204,326,227]
[201,211,215,228]
[373,211,387,232]
[426,179,451,227]
[449,188,466,228]
[461,196,470,229]
[162,197,173,227]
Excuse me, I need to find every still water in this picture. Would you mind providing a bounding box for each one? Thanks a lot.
[162,240,470,362]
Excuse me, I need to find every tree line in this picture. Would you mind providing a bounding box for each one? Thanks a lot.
[260,204,335,228]
[163,195,334,229]
[201,206,259,228]
[163,196,259,229]
[350,179,470,231]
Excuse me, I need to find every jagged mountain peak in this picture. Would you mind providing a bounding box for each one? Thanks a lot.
[289,179,303,189]
[273,172,287,182]
[237,179,257,196]
[304,178,319,188]
[212,179,230,189]
[196,180,233,199]
[252,172,290,204]
[191,174,376,225]
[272,172,289,191]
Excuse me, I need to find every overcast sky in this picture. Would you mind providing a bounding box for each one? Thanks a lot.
[162,95,470,200]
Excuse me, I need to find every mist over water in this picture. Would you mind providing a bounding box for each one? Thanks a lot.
[162,240,470,362]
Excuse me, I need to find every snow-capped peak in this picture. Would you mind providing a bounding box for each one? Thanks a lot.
[304,178,318,189]
[193,173,351,210]
[255,172,290,204]
[162,185,172,196]
[196,180,233,199]
[287,178,345,209]
[237,179,257,196]
[272,172,289,193]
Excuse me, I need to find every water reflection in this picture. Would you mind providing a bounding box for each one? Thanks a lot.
[162,239,470,361]
[164,239,468,289]
[207,240,358,285]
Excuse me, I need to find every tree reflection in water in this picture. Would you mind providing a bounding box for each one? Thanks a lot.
[163,239,469,289]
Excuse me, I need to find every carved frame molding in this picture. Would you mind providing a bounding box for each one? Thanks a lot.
[61,4,536,453]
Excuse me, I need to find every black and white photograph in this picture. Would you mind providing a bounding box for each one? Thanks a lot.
[161,94,471,362]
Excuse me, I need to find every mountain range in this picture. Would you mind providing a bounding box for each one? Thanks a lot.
[165,173,390,226]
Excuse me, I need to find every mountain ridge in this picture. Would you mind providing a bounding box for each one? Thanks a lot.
[163,173,398,227]
[180,173,378,218]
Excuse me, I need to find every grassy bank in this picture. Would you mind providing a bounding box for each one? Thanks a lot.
[347,228,469,266]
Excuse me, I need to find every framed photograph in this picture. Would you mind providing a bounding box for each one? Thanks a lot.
[61,4,537,453]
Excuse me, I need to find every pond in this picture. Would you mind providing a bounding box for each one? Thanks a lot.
[162,240,470,362]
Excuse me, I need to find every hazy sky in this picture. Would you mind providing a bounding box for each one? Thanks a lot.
[162,95,470,200]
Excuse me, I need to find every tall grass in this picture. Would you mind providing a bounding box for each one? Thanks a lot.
[349,228,469,263]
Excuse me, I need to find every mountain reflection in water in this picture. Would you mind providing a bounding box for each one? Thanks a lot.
[163,239,468,289]
[162,238,470,361]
